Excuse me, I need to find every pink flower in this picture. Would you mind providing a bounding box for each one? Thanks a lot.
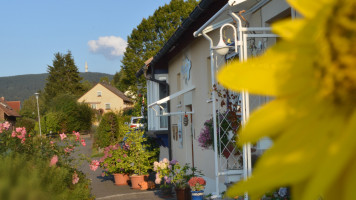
[3,121,10,130]
[21,138,26,144]
[11,131,16,138]
[74,131,80,141]
[123,154,127,158]
[101,172,105,177]
[90,160,100,171]
[155,173,162,184]
[50,155,58,167]
[72,171,79,184]
[81,139,86,146]
[60,133,67,140]
[64,147,74,153]
[50,141,54,145]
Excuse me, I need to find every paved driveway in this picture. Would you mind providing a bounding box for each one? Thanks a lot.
[76,135,176,200]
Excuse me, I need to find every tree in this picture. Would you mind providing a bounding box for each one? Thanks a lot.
[44,51,84,102]
[46,93,94,133]
[95,112,119,148]
[115,0,199,96]
[20,94,46,120]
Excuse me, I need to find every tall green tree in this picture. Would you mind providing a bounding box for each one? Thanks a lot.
[115,0,199,96]
[44,51,84,102]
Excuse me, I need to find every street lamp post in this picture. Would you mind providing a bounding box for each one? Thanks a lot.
[35,93,42,137]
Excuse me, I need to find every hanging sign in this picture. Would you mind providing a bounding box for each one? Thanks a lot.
[183,114,189,126]
[181,56,191,84]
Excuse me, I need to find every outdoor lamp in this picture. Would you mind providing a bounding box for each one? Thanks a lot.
[35,92,42,138]
[212,23,238,56]
[214,37,230,56]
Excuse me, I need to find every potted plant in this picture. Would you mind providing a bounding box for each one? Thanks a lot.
[170,160,204,200]
[126,129,155,189]
[188,177,206,200]
[153,158,173,197]
[99,143,132,185]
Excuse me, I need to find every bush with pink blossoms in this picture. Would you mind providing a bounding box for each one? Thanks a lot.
[0,121,93,198]
[90,143,133,175]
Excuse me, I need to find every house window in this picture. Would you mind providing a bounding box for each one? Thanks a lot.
[91,104,96,109]
[159,83,168,129]
[105,103,111,110]
[97,91,102,97]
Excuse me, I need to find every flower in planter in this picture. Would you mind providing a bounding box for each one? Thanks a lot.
[96,143,133,176]
[124,129,155,175]
[153,158,172,188]
[170,161,204,190]
[198,112,241,160]
[188,177,206,191]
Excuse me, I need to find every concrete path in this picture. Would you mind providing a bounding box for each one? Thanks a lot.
[76,135,176,200]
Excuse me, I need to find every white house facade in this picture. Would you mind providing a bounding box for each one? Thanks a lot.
[137,0,300,197]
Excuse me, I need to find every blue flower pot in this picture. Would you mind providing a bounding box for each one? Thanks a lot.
[191,190,204,200]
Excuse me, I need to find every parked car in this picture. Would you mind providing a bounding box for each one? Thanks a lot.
[129,116,144,129]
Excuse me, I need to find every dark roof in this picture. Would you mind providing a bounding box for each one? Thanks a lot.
[99,82,133,103]
[136,0,228,78]
[0,98,20,117]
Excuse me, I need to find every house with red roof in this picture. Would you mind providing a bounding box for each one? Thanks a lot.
[0,97,21,125]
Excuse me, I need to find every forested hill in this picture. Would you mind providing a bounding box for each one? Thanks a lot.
[0,72,113,103]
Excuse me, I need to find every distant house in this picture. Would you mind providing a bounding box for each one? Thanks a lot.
[78,82,133,114]
[0,97,21,125]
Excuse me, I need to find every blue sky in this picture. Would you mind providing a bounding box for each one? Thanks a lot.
[0,0,171,77]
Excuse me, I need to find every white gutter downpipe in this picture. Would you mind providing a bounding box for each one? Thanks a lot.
[194,3,230,37]
[229,11,251,200]
[202,31,220,198]
[193,0,247,37]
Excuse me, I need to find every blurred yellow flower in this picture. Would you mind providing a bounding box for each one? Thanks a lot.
[217,0,356,199]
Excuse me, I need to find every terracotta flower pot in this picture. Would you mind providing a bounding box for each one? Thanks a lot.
[113,173,130,186]
[130,175,148,189]
[175,187,191,200]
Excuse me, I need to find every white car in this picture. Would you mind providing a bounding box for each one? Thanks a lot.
[129,116,144,129]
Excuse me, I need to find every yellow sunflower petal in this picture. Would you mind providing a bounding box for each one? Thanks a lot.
[302,111,356,200]
[292,182,307,200]
[228,103,348,199]
[217,38,317,98]
[272,19,306,40]
[227,105,336,198]
[217,58,279,96]
[344,157,356,200]
[239,87,318,144]
[239,99,293,144]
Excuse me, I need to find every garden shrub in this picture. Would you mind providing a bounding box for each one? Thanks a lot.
[44,111,65,134]
[47,93,94,133]
[0,153,92,200]
[95,112,119,148]
[16,117,36,134]
[0,121,93,200]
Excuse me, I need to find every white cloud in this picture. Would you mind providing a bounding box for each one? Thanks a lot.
[88,36,127,59]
